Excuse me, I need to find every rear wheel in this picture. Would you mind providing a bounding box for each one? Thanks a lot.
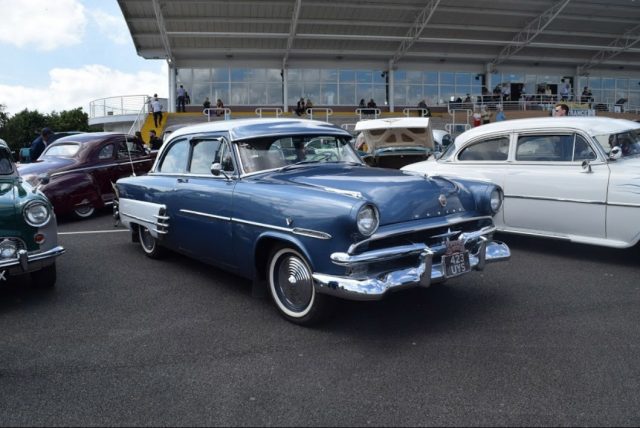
[73,203,95,219]
[268,245,331,325]
[31,263,56,288]
[138,224,164,259]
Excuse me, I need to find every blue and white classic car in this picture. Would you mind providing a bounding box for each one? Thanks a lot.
[114,119,510,324]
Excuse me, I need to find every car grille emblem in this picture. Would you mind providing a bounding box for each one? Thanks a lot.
[438,194,447,207]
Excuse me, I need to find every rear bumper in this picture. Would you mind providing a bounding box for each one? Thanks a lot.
[312,238,510,301]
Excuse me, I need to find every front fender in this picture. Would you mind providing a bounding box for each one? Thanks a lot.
[42,172,99,215]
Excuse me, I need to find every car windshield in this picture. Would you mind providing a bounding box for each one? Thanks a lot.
[593,128,640,157]
[0,149,14,174]
[42,142,81,158]
[237,134,362,174]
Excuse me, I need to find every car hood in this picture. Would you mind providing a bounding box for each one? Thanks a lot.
[262,165,476,225]
[17,157,75,177]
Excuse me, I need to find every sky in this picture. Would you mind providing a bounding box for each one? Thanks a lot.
[0,0,168,116]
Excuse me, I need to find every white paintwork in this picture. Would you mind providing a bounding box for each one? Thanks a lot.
[118,198,166,238]
[355,117,435,151]
[402,116,640,248]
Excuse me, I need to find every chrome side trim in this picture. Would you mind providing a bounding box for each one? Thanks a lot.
[506,194,640,208]
[49,159,151,178]
[180,209,231,221]
[505,194,604,205]
[178,209,332,240]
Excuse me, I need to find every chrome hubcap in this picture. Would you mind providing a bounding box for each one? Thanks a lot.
[275,254,313,313]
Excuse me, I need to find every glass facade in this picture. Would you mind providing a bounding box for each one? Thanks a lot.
[175,66,640,108]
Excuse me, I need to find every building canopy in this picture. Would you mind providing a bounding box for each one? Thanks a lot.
[118,0,640,74]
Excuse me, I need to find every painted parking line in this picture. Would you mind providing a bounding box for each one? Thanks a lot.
[59,229,130,235]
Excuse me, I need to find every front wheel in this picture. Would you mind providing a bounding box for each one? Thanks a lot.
[268,245,331,325]
[138,225,164,259]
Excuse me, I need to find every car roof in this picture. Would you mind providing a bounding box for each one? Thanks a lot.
[456,117,640,142]
[167,118,351,142]
[51,132,130,144]
[355,117,431,131]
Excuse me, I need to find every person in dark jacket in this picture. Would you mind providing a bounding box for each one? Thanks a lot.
[149,130,162,151]
[29,128,53,161]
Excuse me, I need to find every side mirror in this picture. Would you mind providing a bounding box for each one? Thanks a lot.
[581,159,592,173]
[210,162,230,180]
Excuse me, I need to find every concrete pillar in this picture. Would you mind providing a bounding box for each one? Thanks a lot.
[388,60,395,113]
[168,63,176,113]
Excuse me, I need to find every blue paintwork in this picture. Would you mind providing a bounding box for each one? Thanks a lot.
[116,119,502,285]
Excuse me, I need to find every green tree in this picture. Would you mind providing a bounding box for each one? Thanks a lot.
[49,108,92,132]
[0,109,48,153]
[0,107,95,154]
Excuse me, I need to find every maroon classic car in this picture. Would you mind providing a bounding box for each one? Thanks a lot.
[18,132,156,219]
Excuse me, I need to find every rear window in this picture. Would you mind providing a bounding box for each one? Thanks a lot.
[42,142,81,157]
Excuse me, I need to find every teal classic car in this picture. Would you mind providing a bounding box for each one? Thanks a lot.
[0,139,65,288]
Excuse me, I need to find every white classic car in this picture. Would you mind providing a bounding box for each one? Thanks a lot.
[402,117,640,248]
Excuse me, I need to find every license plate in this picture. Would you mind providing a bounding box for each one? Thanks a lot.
[0,269,6,282]
[443,240,470,277]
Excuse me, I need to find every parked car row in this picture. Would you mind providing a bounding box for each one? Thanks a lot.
[5,115,640,325]
[17,132,156,219]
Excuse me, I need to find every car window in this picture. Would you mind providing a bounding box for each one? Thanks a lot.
[98,144,114,160]
[117,140,146,159]
[458,136,509,161]
[189,139,234,174]
[238,135,359,173]
[42,142,81,157]
[573,135,597,161]
[158,139,189,173]
[516,134,573,162]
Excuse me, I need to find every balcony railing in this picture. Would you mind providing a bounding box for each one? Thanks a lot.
[89,95,167,119]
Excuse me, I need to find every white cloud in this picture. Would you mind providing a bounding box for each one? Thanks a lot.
[0,0,87,51]
[0,64,168,115]
[90,8,131,45]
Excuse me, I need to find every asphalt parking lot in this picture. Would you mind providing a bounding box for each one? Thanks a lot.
[1,210,639,426]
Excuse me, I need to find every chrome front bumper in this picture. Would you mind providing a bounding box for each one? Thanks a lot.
[0,246,65,274]
[312,238,510,301]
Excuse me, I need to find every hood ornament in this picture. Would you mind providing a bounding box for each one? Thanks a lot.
[438,194,447,207]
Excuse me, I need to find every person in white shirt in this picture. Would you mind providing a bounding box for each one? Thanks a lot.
[150,94,163,128]
[177,85,186,112]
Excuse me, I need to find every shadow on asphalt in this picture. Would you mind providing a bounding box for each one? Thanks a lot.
[494,232,640,267]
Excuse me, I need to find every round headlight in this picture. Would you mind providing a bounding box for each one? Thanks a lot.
[490,187,503,214]
[24,201,51,227]
[357,204,379,236]
[0,239,18,259]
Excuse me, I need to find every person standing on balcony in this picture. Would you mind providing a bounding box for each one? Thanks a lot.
[150,94,163,128]
[177,85,186,112]
[216,98,224,117]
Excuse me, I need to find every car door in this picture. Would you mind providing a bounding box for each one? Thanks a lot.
[161,136,237,269]
[91,139,121,206]
[503,132,609,239]
[438,134,511,225]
